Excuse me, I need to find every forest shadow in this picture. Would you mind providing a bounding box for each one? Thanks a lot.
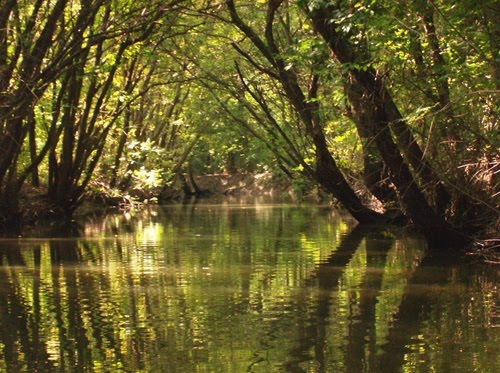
[283,224,394,372]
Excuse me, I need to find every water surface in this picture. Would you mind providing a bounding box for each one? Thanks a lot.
[0,201,498,372]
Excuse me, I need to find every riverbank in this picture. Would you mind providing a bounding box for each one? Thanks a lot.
[3,173,320,228]
[5,174,498,264]
[160,172,324,201]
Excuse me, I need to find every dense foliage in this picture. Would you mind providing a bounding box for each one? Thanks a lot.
[0,0,498,246]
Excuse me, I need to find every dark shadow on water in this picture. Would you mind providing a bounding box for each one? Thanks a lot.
[0,243,56,372]
[0,205,496,372]
[282,226,491,373]
[0,219,83,239]
[283,224,394,372]
[372,251,474,372]
[0,239,126,371]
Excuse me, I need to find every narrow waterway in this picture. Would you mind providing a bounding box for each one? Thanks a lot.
[0,200,498,372]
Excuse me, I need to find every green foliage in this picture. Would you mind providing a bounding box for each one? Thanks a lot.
[0,0,496,228]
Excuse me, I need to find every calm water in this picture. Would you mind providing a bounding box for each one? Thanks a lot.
[0,201,498,372]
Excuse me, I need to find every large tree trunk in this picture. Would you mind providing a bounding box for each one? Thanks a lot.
[311,122,383,223]
[28,110,40,187]
[0,184,21,231]
[304,4,467,247]
[227,0,384,224]
[343,76,396,205]
[302,4,451,215]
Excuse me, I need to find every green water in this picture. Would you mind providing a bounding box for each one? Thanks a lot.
[0,201,498,372]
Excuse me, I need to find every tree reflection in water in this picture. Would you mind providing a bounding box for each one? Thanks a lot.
[0,203,497,372]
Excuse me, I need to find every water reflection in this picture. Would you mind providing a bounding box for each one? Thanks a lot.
[0,203,498,372]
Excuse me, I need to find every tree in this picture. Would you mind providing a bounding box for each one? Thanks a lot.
[0,0,495,244]
[220,0,385,223]
[298,0,498,246]
[0,0,103,224]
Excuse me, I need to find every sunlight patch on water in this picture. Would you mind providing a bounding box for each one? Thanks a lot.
[0,203,498,372]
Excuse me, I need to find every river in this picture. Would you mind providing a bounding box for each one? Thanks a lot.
[0,200,498,372]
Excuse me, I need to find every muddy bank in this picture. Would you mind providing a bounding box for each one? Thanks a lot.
[160,172,326,202]
[193,173,286,195]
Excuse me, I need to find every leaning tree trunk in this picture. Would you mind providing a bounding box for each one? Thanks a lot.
[187,164,203,195]
[304,4,467,247]
[343,75,396,205]
[226,0,384,224]
[309,121,383,223]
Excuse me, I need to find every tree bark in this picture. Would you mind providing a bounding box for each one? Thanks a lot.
[304,3,467,247]
[226,0,383,223]
[343,75,396,205]
[110,107,131,189]
[27,109,40,187]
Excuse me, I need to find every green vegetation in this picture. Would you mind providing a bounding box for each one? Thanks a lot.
[0,0,498,247]
[0,205,497,371]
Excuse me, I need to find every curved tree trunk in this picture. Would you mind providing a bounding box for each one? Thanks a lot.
[187,164,203,195]
[312,128,383,223]
[226,0,384,224]
[344,76,396,205]
[304,4,467,247]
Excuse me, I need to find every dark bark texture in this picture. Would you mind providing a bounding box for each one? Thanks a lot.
[303,3,468,248]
